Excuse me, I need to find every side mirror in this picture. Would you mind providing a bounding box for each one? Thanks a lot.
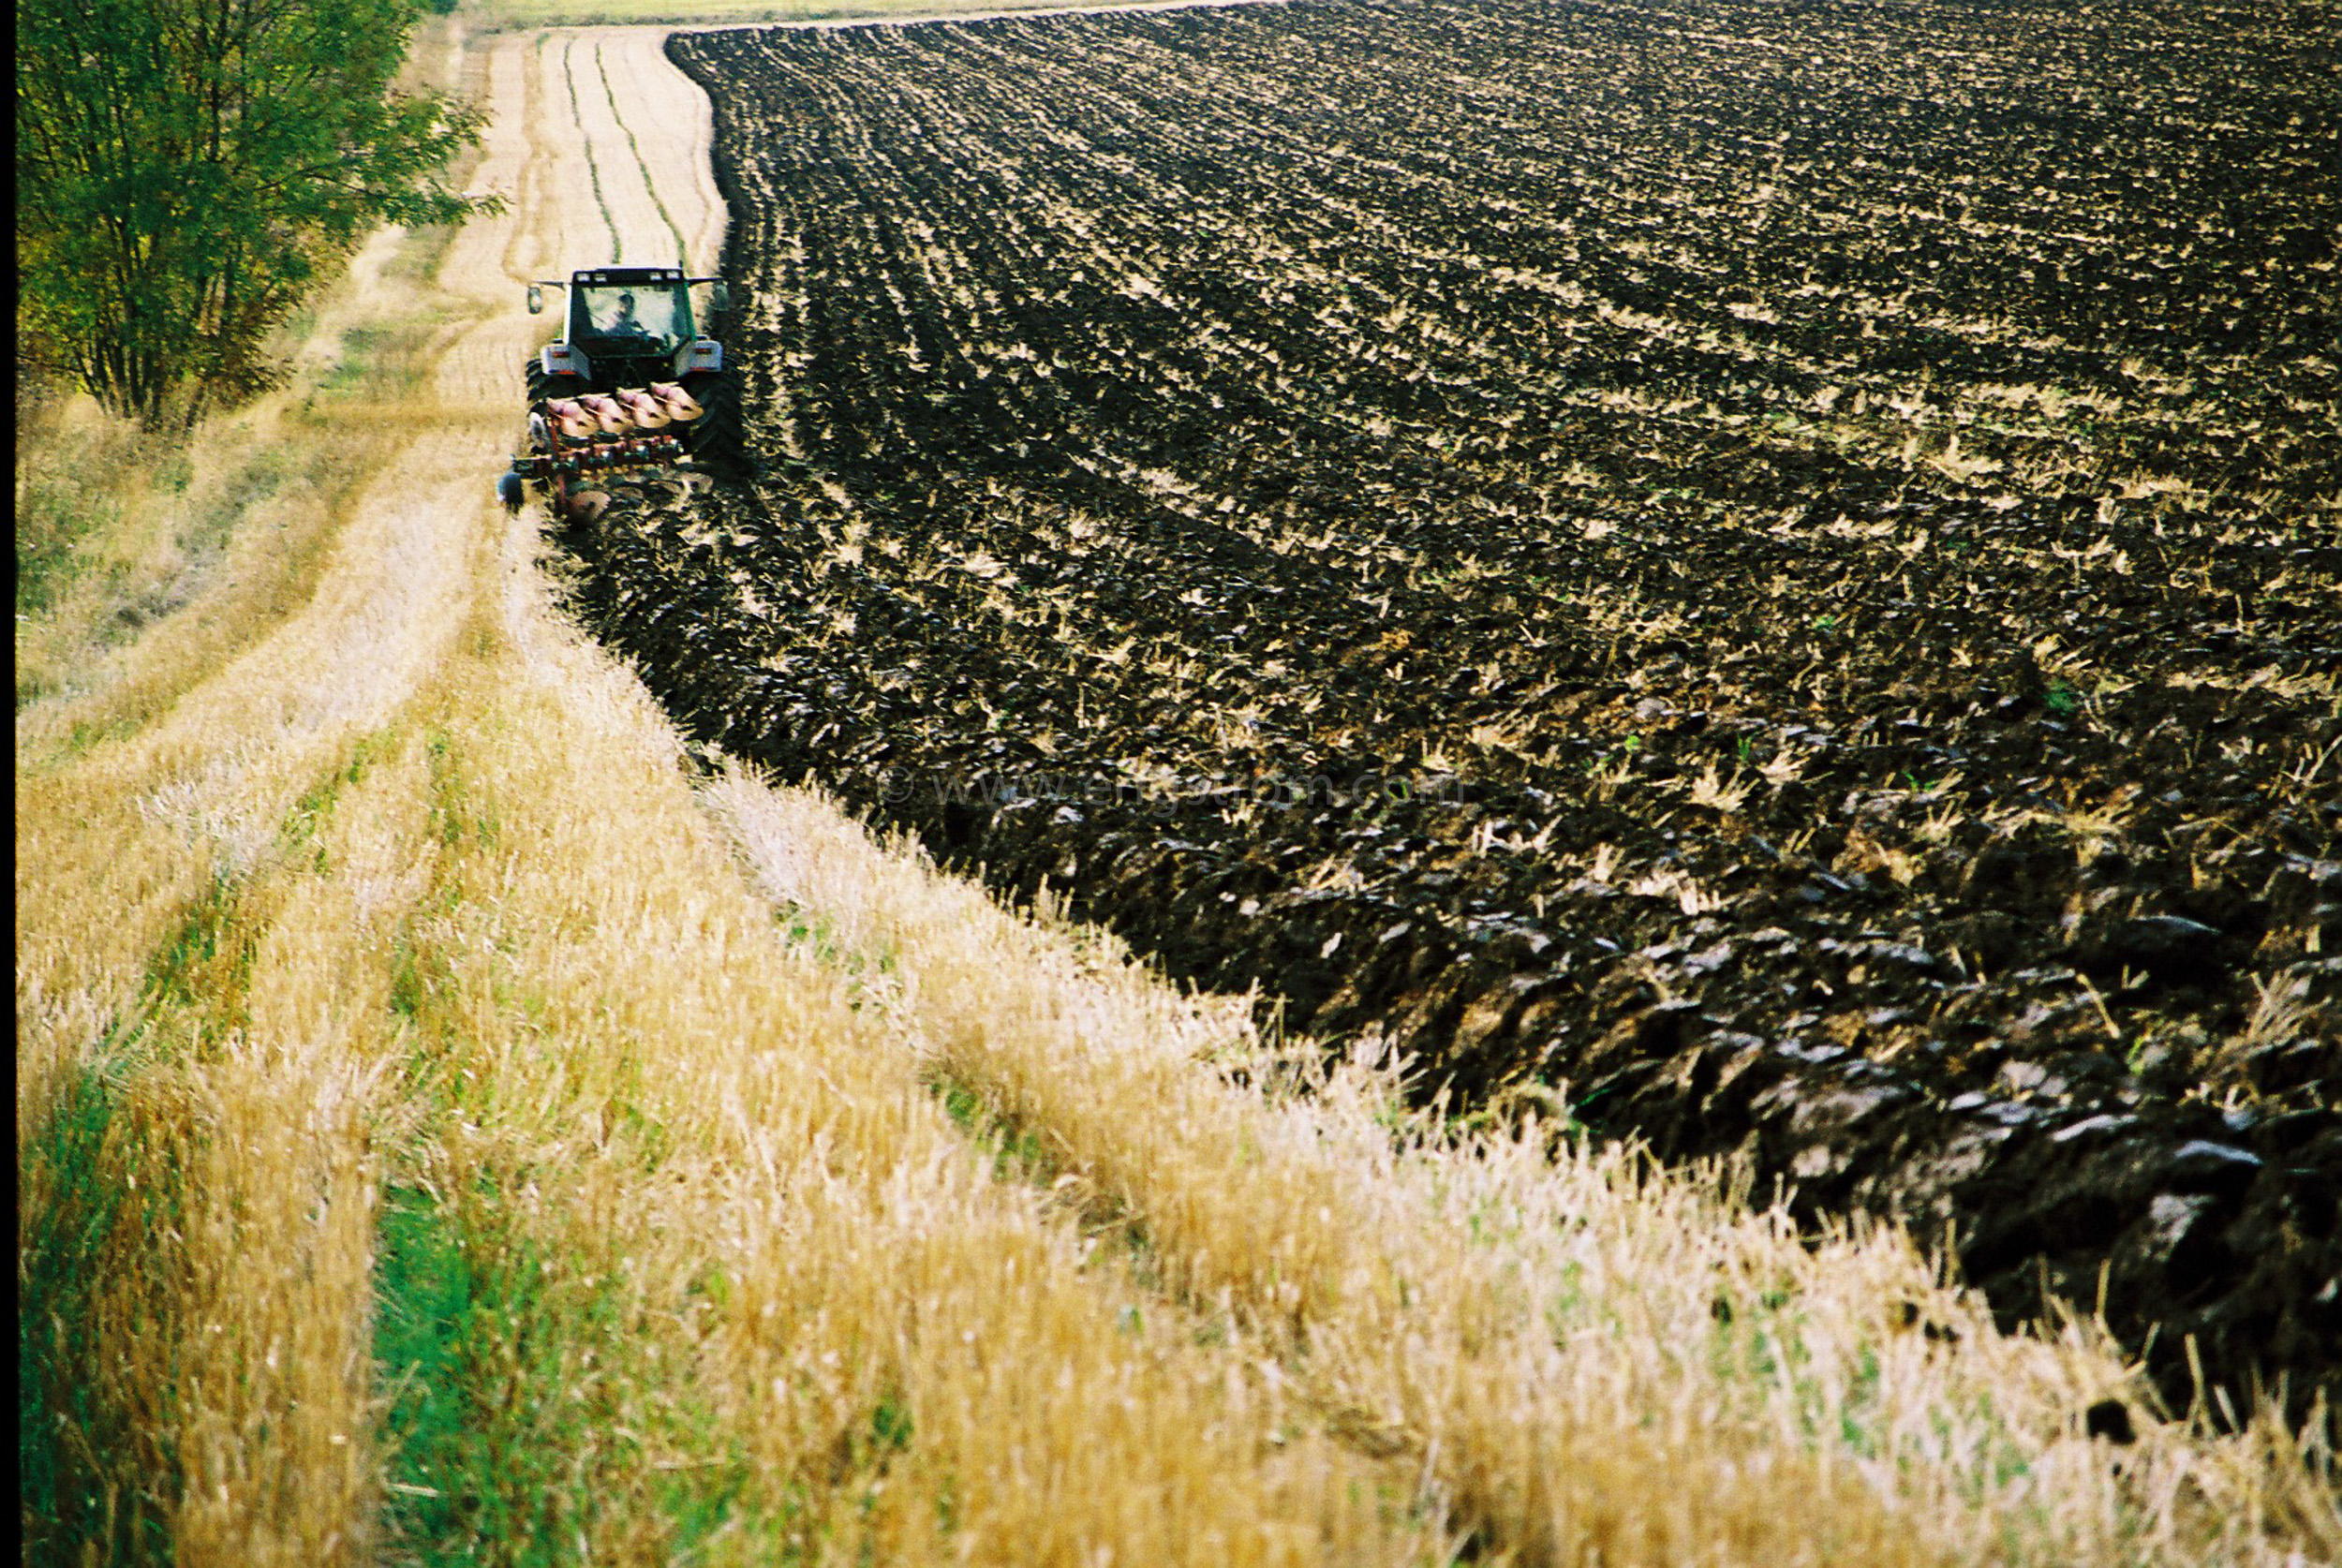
[710,282,731,313]
[526,285,544,315]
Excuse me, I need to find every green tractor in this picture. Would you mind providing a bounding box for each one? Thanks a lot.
[503,265,748,521]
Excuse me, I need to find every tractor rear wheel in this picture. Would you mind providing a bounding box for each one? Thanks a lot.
[526,360,587,405]
[682,372,750,477]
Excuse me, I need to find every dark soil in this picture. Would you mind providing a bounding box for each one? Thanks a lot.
[585,0,2342,1427]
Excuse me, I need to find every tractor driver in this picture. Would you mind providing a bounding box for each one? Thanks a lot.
[606,290,648,336]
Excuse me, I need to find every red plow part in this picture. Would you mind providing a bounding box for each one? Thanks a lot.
[511,390,692,524]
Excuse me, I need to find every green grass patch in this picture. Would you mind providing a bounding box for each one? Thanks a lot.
[318,326,394,393]
[772,900,900,988]
[423,730,500,851]
[146,872,258,1030]
[18,1064,180,1566]
[1705,1286,1907,1464]
[56,713,145,760]
[935,1079,1052,1180]
[375,1180,612,1563]
[280,726,399,862]
[305,306,469,410]
[868,1391,915,1456]
[374,1182,766,1565]
[14,478,121,618]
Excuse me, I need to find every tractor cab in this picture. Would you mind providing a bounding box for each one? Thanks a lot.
[526,266,726,374]
[570,270,693,354]
[525,265,731,392]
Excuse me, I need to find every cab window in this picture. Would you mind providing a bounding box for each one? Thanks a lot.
[576,285,682,349]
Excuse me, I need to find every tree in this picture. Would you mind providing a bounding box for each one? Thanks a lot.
[14,0,497,428]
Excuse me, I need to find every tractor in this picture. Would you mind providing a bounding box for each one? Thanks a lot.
[502,265,747,523]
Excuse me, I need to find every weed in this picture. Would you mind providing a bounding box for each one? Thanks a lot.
[146,871,255,1023]
[423,730,498,850]
[14,480,118,616]
[281,727,396,852]
[936,1079,1052,1178]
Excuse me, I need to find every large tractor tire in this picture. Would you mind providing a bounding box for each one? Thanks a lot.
[525,359,589,406]
[682,372,751,478]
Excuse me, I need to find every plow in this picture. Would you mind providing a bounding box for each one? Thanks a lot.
[502,265,747,525]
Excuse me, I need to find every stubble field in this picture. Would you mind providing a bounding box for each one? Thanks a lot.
[557,0,2340,1420]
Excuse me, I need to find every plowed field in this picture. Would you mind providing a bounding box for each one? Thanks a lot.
[556,0,2342,1420]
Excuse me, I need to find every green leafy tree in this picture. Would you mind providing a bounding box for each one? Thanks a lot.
[15,0,497,428]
